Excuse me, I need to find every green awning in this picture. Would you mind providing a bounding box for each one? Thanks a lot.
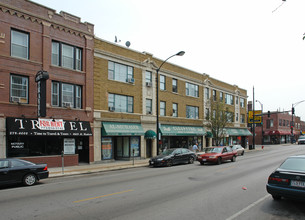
[224,128,252,136]
[206,131,213,138]
[160,125,206,136]
[102,122,144,136]
[145,130,156,139]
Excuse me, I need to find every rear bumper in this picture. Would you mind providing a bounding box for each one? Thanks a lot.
[266,184,305,201]
[37,171,49,180]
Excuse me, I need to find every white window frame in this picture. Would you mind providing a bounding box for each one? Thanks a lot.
[10,74,28,103]
[11,29,29,59]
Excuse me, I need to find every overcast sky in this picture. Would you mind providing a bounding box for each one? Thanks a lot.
[33,0,305,121]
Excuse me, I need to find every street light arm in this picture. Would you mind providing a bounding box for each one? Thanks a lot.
[293,100,305,108]
[156,51,185,71]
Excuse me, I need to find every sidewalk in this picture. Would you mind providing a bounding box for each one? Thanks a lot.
[48,159,150,178]
[48,145,267,178]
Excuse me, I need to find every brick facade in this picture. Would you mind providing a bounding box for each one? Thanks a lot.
[0,0,94,167]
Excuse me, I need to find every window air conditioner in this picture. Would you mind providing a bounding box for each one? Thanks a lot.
[11,96,20,103]
[63,102,71,108]
[128,78,135,84]
[109,106,115,112]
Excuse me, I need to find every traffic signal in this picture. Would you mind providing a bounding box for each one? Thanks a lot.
[292,107,295,115]
[267,111,270,117]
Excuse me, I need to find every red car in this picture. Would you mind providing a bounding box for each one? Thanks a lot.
[197,146,237,165]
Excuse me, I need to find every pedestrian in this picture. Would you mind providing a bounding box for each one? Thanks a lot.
[192,143,199,153]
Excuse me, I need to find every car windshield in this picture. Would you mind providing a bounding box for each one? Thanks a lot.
[299,136,305,140]
[279,157,305,172]
[205,147,222,153]
[161,149,176,156]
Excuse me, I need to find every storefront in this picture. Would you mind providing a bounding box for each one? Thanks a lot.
[6,117,92,167]
[101,122,144,160]
[223,128,252,147]
[159,125,206,152]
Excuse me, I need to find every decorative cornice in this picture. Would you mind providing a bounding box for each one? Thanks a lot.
[0,3,93,39]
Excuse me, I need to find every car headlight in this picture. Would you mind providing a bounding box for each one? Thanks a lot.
[157,158,164,161]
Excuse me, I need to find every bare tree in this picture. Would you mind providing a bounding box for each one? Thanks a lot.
[206,98,233,146]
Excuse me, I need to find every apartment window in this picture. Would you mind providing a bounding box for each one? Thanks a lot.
[160,75,166,90]
[241,114,245,123]
[146,99,152,114]
[213,109,216,119]
[186,106,199,119]
[108,61,133,83]
[10,74,28,103]
[205,108,210,120]
[51,81,82,109]
[160,101,166,116]
[11,29,29,59]
[240,98,245,108]
[213,90,217,101]
[204,88,209,99]
[108,93,133,113]
[236,113,239,122]
[52,41,82,71]
[236,97,239,105]
[267,119,274,128]
[220,92,223,102]
[186,82,199,97]
[172,79,178,93]
[225,94,234,105]
[279,119,282,126]
[145,71,152,83]
[173,103,178,117]
[226,112,234,122]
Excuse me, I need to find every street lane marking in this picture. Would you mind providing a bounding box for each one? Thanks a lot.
[73,189,134,203]
[225,194,271,220]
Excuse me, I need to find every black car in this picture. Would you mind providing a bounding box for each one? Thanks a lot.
[266,155,305,201]
[0,158,49,186]
[149,148,196,167]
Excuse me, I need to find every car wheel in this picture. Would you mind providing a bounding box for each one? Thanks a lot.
[231,155,236,162]
[166,160,173,167]
[241,151,244,156]
[23,173,37,186]
[188,157,194,164]
[217,157,222,165]
[200,161,205,165]
[272,195,281,200]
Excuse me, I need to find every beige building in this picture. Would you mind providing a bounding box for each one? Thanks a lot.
[93,37,249,162]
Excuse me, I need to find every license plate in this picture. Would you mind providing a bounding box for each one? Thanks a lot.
[291,180,305,188]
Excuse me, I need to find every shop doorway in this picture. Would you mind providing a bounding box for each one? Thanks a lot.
[146,139,152,158]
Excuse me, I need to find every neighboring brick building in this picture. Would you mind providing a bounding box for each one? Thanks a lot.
[93,37,250,162]
[249,110,302,145]
[0,0,94,167]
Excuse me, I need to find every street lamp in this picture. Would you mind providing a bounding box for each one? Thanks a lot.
[256,100,264,145]
[291,100,305,143]
[156,51,185,155]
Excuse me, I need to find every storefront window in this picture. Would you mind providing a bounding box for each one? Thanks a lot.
[131,137,140,157]
[102,137,113,160]
[123,137,129,157]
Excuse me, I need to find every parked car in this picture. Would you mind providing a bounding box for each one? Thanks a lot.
[230,145,245,156]
[197,146,237,165]
[266,155,305,201]
[298,136,305,145]
[0,158,49,186]
[149,148,196,167]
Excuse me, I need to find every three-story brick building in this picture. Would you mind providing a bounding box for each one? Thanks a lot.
[0,0,94,167]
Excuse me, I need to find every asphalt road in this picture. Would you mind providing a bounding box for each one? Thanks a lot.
[1,144,305,220]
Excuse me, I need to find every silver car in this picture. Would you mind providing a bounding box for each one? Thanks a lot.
[230,145,245,156]
[298,136,305,145]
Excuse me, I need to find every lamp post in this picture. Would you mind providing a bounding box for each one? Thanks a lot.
[156,51,185,155]
[291,100,305,143]
[256,100,264,145]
